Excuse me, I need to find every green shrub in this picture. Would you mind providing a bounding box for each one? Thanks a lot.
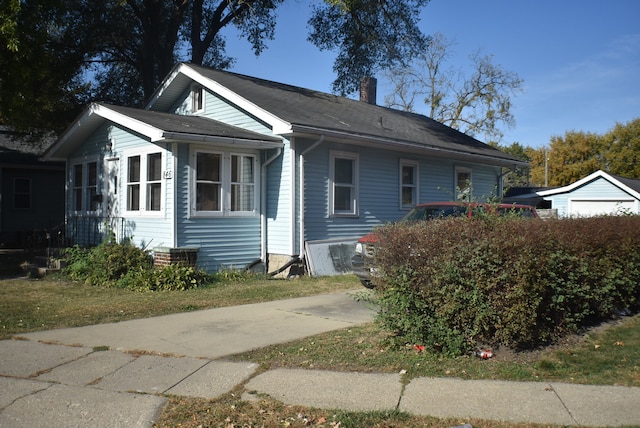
[64,241,210,291]
[64,240,152,286]
[119,264,210,291]
[371,215,640,355]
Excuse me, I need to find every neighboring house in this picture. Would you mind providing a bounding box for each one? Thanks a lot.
[0,128,65,248]
[536,170,640,217]
[43,63,526,274]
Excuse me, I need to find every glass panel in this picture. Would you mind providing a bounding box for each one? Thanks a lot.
[73,164,83,211]
[402,165,414,185]
[88,162,97,186]
[147,183,161,211]
[402,187,415,206]
[14,178,30,209]
[147,153,162,181]
[128,156,140,183]
[231,155,254,183]
[127,184,140,211]
[334,158,353,184]
[197,183,220,211]
[197,153,220,181]
[334,186,352,211]
[231,184,254,211]
[73,164,83,186]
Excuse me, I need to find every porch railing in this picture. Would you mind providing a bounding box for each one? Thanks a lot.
[66,216,126,247]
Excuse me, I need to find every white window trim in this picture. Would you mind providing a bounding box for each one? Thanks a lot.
[190,148,260,218]
[191,84,205,114]
[123,149,165,217]
[455,166,473,201]
[329,150,359,217]
[400,159,419,209]
[70,157,100,215]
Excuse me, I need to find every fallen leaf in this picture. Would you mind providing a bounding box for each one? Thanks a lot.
[615,341,625,346]
[594,344,601,349]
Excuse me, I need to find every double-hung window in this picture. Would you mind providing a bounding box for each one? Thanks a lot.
[14,178,31,209]
[455,167,472,201]
[191,84,204,113]
[193,150,258,216]
[400,160,419,208]
[71,160,99,213]
[330,151,359,217]
[126,151,163,213]
[196,152,222,212]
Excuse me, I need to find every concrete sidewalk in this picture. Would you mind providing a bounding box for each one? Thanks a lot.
[1,291,639,427]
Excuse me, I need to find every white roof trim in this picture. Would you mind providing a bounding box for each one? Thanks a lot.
[537,170,640,200]
[171,64,292,135]
[93,104,165,141]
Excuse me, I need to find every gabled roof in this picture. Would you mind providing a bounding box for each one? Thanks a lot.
[44,103,282,161]
[537,170,640,200]
[148,63,527,168]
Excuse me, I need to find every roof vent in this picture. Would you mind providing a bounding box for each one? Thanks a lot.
[359,77,377,105]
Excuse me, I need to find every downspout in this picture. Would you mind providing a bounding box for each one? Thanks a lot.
[299,135,325,258]
[261,147,282,263]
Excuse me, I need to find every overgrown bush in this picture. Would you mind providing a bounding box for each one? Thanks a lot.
[371,215,640,355]
[64,240,152,286]
[64,241,210,291]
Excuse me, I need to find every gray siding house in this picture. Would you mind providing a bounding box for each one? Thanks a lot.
[44,63,526,274]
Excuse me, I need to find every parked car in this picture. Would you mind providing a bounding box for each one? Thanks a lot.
[351,202,538,288]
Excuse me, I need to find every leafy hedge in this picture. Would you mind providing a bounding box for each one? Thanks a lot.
[371,215,640,355]
[64,240,210,291]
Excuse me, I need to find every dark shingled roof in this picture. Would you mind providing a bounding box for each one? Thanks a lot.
[185,63,523,165]
[104,104,281,143]
[610,173,640,194]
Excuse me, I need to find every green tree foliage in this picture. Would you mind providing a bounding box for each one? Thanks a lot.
[308,0,430,95]
[0,0,104,136]
[526,118,640,186]
[1,0,431,137]
[490,141,530,188]
[384,32,523,143]
[603,118,640,178]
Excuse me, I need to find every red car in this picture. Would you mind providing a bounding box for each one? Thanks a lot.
[351,202,538,288]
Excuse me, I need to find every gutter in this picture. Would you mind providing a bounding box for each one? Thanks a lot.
[299,135,325,257]
[289,125,527,168]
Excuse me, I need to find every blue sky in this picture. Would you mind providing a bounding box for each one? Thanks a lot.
[224,0,640,148]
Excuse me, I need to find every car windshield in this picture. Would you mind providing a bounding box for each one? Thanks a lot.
[402,205,467,221]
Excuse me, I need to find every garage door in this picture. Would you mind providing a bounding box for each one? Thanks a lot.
[569,199,636,217]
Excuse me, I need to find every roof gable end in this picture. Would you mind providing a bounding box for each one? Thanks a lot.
[537,170,640,200]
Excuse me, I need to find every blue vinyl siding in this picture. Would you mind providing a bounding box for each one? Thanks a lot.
[266,140,293,255]
[172,88,273,136]
[544,177,639,217]
[67,124,174,248]
[173,143,262,271]
[301,140,503,242]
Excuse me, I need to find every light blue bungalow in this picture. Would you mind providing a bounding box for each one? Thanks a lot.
[43,63,526,275]
[537,170,640,217]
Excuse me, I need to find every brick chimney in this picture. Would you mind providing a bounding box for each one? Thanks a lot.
[359,77,377,105]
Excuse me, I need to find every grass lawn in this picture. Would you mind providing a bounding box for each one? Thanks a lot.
[2,274,638,428]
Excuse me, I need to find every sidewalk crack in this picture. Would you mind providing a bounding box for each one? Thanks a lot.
[547,383,580,425]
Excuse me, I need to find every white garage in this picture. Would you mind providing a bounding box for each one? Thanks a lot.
[538,170,640,218]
